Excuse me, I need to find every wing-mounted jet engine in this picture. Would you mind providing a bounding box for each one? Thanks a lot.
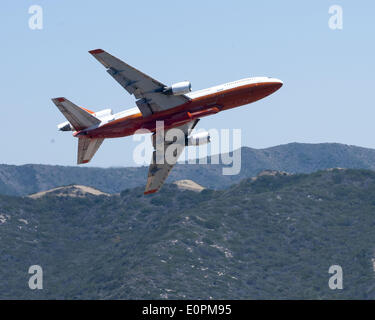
[186,131,211,146]
[163,81,192,95]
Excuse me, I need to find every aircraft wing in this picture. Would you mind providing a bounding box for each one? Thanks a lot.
[144,120,199,194]
[89,49,190,117]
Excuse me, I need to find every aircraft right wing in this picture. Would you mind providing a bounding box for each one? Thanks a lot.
[144,120,199,194]
[89,49,190,117]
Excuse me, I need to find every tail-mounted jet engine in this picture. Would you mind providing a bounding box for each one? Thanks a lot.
[58,121,73,131]
[57,108,114,131]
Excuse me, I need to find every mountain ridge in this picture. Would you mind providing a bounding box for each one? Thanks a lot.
[1,168,375,299]
[2,142,375,196]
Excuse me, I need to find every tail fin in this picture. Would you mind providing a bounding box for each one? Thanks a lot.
[51,97,100,131]
[77,137,104,164]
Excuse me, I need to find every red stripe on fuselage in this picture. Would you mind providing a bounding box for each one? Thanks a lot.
[81,81,282,139]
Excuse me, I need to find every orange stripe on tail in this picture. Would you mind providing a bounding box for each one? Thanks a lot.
[80,107,95,114]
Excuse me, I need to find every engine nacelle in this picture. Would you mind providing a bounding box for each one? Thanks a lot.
[164,81,192,96]
[94,108,112,118]
[58,121,73,131]
[94,108,114,123]
[186,131,211,146]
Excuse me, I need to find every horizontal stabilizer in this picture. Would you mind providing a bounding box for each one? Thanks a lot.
[52,97,100,131]
[77,137,104,164]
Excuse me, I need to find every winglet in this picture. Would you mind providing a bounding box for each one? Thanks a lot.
[89,49,104,55]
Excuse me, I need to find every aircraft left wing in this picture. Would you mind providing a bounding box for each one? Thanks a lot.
[144,120,199,195]
[89,49,190,117]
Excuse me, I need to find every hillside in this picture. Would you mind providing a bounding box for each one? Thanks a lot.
[28,185,109,199]
[2,143,375,196]
[1,169,375,299]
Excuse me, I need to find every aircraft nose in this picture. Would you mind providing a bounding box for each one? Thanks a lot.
[255,78,283,99]
[273,78,283,90]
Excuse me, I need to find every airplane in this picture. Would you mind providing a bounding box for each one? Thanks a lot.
[52,49,283,195]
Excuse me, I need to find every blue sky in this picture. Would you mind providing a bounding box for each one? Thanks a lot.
[0,0,374,167]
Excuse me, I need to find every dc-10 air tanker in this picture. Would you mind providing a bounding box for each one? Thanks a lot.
[52,49,283,194]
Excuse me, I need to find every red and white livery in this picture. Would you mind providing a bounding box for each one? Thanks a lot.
[52,49,283,194]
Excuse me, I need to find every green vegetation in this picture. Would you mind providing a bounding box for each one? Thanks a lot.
[3,143,375,196]
[1,169,375,299]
